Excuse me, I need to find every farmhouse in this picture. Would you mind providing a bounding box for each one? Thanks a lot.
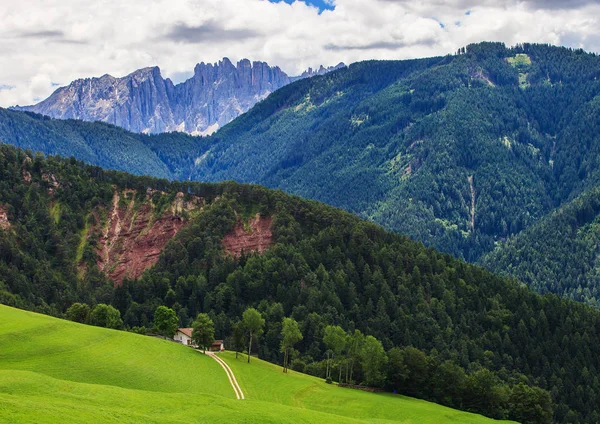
[209,340,225,352]
[174,329,224,351]
[174,328,193,346]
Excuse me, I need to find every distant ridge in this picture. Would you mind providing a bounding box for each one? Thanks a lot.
[13,59,345,135]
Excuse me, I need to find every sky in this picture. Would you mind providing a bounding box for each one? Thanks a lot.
[1,0,600,107]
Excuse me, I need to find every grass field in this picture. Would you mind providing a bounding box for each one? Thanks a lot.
[220,351,515,424]
[0,305,515,423]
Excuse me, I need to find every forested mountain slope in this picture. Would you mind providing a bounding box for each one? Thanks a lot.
[3,43,600,265]
[482,184,600,308]
[0,107,204,179]
[1,144,600,422]
[190,42,600,262]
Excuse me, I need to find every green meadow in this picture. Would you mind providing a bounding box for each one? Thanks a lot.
[221,351,516,424]
[0,305,514,423]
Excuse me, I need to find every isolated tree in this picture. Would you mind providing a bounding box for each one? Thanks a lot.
[192,313,215,353]
[323,325,347,382]
[280,317,302,373]
[66,302,90,323]
[153,306,178,339]
[231,320,246,359]
[89,304,122,329]
[242,308,264,363]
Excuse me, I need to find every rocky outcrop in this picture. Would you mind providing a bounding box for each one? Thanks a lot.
[41,172,60,196]
[0,205,10,230]
[222,214,273,257]
[22,157,32,183]
[93,189,203,284]
[14,60,345,136]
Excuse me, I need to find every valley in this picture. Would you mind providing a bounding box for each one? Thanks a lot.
[5,43,600,270]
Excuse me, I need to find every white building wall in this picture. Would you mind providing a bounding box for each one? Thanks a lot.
[174,332,192,345]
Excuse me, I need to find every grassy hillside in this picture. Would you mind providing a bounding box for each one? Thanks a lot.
[220,351,510,424]
[0,303,232,396]
[0,305,509,424]
[482,184,600,308]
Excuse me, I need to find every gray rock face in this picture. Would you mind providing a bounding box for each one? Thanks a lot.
[14,60,345,135]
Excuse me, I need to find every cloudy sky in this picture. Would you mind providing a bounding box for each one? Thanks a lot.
[1,0,599,107]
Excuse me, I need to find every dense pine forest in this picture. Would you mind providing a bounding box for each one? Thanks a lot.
[190,42,600,264]
[0,108,204,180]
[3,145,600,422]
[482,184,600,308]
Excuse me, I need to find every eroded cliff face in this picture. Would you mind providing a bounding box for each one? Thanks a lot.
[14,60,345,135]
[81,189,274,283]
[91,189,203,284]
[222,213,273,257]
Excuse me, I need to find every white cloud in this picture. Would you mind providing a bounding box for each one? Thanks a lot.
[1,0,599,107]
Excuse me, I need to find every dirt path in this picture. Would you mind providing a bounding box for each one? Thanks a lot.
[205,351,245,400]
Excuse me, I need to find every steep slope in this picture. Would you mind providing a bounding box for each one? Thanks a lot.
[1,144,600,422]
[0,305,509,424]
[188,42,600,262]
[93,189,205,284]
[482,184,600,308]
[14,59,345,135]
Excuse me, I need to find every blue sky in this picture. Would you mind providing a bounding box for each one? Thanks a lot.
[268,0,335,13]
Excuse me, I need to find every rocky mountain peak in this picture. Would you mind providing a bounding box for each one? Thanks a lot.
[128,66,162,80]
[13,59,346,135]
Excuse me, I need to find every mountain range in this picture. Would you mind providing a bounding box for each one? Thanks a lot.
[3,42,600,311]
[6,41,600,422]
[13,59,345,135]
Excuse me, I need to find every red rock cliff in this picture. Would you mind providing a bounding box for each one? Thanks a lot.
[222,213,273,257]
[93,190,202,285]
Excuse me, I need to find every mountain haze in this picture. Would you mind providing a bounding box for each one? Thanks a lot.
[14,59,345,135]
[0,107,178,179]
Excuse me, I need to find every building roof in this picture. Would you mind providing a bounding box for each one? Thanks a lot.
[177,328,193,338]
[211,340,224,346]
